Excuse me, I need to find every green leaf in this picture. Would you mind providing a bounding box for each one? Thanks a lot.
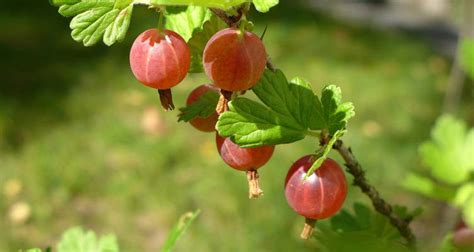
[402,172,457,202]
[217,69,354,147]
[104,4,133,45]
[148,0,248,9]
[419,115,474,185]
[217,69,313,147]
[392,205,423,221]
[50,0,80,7]
[313,85,355,134]
[330,202,419,243]
[161,209,201,252]
[187,15,227,72]
[454,183,474,228]
[165,6,211,42]
[252,70,314,129]
[460,38,474,79]
[52,0,134,46]
[331,203,372,232]
[217,98,306,147]
[178,91,219,122]
[252,0,278,13]
[57,227,119,252]
[437,232,455,252]
[304,129,345,179]
[315,202,409,252]
[287,77,319,130]
[51,0,254,47]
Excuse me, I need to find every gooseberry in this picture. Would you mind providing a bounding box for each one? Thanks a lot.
[454,221,474,249]
[130,29,190,109]
[203,28,267,92]
[285,155,348,239]
[186,85,219,132]
[216,134,275,198]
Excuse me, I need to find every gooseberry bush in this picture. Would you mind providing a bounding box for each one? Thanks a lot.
[49,0,474,251]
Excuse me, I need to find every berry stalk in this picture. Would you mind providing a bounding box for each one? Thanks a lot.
[300,218,316,240]
[158,89,175,110]
[216,90,233,114]
[246,169,263,199]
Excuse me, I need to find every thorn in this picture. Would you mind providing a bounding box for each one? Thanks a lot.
[260,25,268,40]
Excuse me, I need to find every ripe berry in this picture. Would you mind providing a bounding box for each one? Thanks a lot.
[454,227,474,249]
[203,28,267,92]
[454,220,474,249]
[285,155,348,239]
[216,134,275,198]
[130,29,190,109]
[186,85,219,132]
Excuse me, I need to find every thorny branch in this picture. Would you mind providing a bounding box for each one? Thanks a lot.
[211,5,416,246]
[333,140,416,246]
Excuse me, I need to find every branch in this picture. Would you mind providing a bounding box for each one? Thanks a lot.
[333,139,416,246]
[209,8,242,27]
[212,6,416,246]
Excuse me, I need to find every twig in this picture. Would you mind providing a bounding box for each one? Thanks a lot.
[210,8,242,27]
[333,139,416,246]
[212,6,416,246]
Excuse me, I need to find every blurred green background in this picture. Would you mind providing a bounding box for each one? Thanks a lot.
[1,0,472,251]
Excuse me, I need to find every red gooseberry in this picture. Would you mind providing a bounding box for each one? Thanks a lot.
[130,29,190,109]
[203,28,267,92]
[186,84,219,132]
[216,134,275,198]
[285,155,348,239]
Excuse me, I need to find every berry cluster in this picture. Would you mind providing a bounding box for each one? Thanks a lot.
[129,25,348,238]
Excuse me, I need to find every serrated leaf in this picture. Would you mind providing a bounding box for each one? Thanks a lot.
[353,202,372,229]
[217,98,306,147]
[454,183,474,228]
[252,70,315,129]
[305,129,345,179]
[402,172,457,201]
[161,209,200,252]
[330,210,362,232]
[54,0,133,46]
[392,205,423,221]
[217,69,354,147]
[288,77,318,129]
[419,115,474,185]
[104,4,133,45]
[178,91,219,122]
[329,202,416,243]
[314,225,408,252]
[331,203,372,232]
[317,202,408,252]
[187,15,227,73]
[51,0,81,6]
[252,0,278,13]
[148,0,248,9]
[460,38,474,79]
[313,85,355,134]
[20,249,42,252]
[165,6,211,42]
[57,227,119,252]
[437,233,455,252]
[217,69,315,147]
